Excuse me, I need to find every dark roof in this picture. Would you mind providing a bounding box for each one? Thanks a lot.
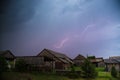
[104,59,118,64]
[37,48,73,64]
[74,54,85,60]
[104,56,120,64]
[0,50,15,59]
[109,56,120,62]
[95,57,104,62]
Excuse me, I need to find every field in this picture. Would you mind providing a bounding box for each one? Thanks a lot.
[0,67,119,80]
[1,71,119,80]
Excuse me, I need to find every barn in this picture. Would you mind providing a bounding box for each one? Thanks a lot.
[37,48,73,70]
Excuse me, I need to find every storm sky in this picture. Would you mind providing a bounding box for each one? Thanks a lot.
[0,0,120,58]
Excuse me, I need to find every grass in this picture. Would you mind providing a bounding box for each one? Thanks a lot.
[96,67,105,72]
[1,67,119,80]
[1,71,119,80]
[1,72,69,80]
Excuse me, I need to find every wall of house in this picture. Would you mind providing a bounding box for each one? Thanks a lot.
[74,60,84,66]
[106,63,120,71]
[98,62,105,67]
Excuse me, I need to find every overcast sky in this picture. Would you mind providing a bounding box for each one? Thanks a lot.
[0,0,120,58]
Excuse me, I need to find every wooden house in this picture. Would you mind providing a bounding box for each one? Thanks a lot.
[0,50,15,61]
[16,56,47,71]
[96,57,105,67]
[104,56,120,71]
[16,56,44,65]
[37,48,73,70]
[73,54,86,66]
[88,56,104,67]
[0,50,15,69]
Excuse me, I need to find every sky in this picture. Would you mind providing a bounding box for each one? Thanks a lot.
[0,0,120,59]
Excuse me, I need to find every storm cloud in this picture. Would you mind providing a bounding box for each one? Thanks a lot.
[0,0,120,58]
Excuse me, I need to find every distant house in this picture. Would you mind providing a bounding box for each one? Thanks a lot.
[88,56,104,67]
[0,50,15,61]
[96,57,105,67]
[73,54,86,66]
[104,56,120,71]
[37,48,73,70]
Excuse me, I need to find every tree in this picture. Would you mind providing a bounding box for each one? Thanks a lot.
[66,65,80,79]
[15,59,27,72]
[111,66,117,78]
[81,58,98,78]
[0,56,8,74]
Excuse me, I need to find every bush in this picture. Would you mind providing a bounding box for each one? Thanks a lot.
[15,59,27,72]
[81,59,98,78]
[71,65,75,72]
[66,65,80,79]
[111,66,117,78]
[118,72,120,79]
[0,56,8,73]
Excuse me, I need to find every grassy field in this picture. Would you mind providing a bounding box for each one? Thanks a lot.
[1,71,119,80]
[0,67,119,80]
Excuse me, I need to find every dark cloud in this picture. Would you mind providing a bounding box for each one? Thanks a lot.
[0,0,11,14]
[0,0,40,33]
[0,0,120,58]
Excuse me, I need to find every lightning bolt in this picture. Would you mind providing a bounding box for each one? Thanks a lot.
[54,37,69,48]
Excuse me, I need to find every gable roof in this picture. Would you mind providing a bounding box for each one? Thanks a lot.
[37,48,73,64]
[0,50,15,59]
[74,54,85,60]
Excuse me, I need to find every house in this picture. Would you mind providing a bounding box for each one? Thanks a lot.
[37,48,73,70]
[16,56,44,65]
[16,56,47,71]
[96,57,105,67]
[88,56,104,67]
[73,54,86,66]
[0,50,15,61]
[0,50,15,69]
[104,56,120,71]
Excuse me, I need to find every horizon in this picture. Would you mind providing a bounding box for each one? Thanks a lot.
[1,48,120,59]
[0,0,120,59]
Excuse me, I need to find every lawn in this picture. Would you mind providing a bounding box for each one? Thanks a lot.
[1,72,69,80]
[1,71,119,80]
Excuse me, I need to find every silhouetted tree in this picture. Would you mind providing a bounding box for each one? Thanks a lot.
[0,56,8,73]
[81,58,98,78]
[111,66,117,78]
[66,65,79,79]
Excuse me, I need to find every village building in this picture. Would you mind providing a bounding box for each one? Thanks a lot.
[37,48,73,70]
[0,50,15,69]
[90,57,104,67]
[16,56,47,71]
[73,54,86,66]
[0,50,15,61]
[88,56,105,67]
[104,56,120,71]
